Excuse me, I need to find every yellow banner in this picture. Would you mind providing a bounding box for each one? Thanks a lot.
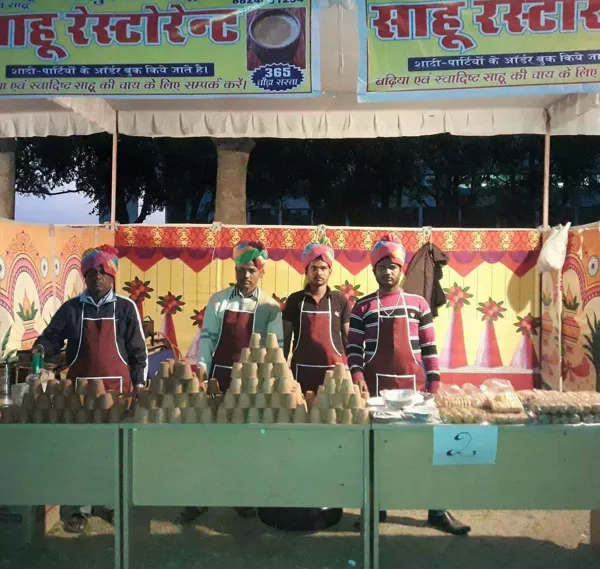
[358,0,600,101]
[0,0,318,97]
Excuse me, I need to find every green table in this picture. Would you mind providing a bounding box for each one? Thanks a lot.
[0,425,122,569]
[372,424,600,569]
[123,424,370,569]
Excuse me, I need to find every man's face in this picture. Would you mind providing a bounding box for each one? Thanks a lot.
[306,258,331,287]
[84,266,114,298]
[235,262,262,293]
[374,257,402,289]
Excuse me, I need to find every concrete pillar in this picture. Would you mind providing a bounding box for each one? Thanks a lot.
[213,138,255,225]
[0,139,17,220]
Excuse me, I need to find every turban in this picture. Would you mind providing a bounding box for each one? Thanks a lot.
[234,241,268,270]
[302,236,335,270]
[370,233,406,268]
[81,245,119,278]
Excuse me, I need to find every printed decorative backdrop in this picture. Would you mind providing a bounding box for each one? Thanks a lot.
[0,220,112,359]
[540,265,562,391]
[561,227,600,392]
[116,225,542,389]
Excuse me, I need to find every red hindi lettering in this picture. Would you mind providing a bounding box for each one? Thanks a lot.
[430,2,475,51]
[140,7,162,45]
[0,13,67,61]
[65,3,241,48]
[159,4,186,44]
[474,0,579,35]
[581,0,600,30]
[370,4,419,39]
[140,5,180,44]
[502,2,526,33]
[524,0,562,33]
[112,14,145,44]
[29,14,69,60]
[187,9,240,43]
[65,6,93,46]
[0,14,28,48]
[90,13,113,45]
[370,3,474,50]
[557,0,578,32]
[472,0,504,34]
[210,12,240,43]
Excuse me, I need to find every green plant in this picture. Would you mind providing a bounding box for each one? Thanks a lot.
[1,326,17,362]
[16,300,38,321]
[582,315,600,391]
[563,288,581,312]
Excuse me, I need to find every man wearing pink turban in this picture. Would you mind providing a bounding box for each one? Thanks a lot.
[34,244,147,533]
[347,234,470,536]
[283,237,350,393]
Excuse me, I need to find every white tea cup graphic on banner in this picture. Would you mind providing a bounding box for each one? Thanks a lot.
[249,9,302,65]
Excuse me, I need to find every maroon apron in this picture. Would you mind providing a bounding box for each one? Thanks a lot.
[210,303,256,392]
[291,296,345,393]
[363,291,426,395]
[67,301,132,393]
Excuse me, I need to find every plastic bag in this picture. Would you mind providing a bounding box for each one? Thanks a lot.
[437,383,464,396]
[536,223,571,273]
[462,383,482,394]
[480,379,514,393]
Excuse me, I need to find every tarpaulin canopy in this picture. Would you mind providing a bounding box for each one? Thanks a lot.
[0,2,599,138]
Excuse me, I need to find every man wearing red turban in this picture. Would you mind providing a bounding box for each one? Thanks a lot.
[33,244,147,534]
[283,237,350,393]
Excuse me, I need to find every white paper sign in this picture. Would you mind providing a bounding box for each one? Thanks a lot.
[433,425,498,466]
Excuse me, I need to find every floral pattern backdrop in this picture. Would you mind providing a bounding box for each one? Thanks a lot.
[116,225,542,389]
[561,227,600,392]
[540,262,562,390]
[0,220,113,359]
[4,220,599,392]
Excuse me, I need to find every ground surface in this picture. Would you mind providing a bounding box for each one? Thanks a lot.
[1,509,596,569]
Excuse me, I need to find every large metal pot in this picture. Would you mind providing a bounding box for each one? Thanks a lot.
[257,507,343,532]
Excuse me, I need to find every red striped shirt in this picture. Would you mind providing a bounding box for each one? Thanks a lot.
[346,290,440,392]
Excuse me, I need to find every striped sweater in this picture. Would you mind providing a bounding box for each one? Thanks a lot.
[346,290,440,392]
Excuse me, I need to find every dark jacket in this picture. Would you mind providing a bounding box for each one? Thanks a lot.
[403,243,448,318]
[36,294,148,386]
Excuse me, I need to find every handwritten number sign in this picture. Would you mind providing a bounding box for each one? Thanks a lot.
[433,426,498,466]
[445,431,477,458]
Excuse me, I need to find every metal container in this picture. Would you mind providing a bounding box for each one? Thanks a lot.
[258,507,343,531]
[0,362,12,407]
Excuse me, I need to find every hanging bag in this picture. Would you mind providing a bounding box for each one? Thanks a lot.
[536,223,571,273]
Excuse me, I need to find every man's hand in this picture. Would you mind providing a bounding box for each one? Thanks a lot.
[353,377,369,396]
[196,364,208,383]
[32,344,44,356]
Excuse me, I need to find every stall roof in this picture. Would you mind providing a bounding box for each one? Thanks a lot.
[0,3,598,139]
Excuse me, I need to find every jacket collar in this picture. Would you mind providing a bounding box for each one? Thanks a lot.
[80,289,116,308]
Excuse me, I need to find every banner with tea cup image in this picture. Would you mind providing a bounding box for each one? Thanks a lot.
[357,0,600,102]
[0,0,320,98]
